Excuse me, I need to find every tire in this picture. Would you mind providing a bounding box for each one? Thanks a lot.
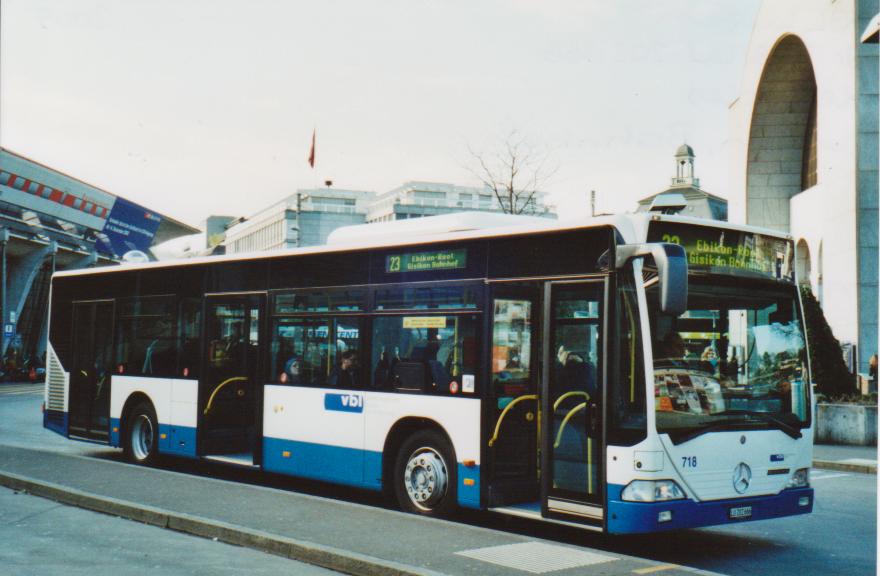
[393,429,457,517]
[123,402,159,465]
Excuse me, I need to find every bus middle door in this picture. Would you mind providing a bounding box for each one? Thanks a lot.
[541,280,605,527]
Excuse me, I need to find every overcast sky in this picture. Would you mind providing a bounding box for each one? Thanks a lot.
[1,0,762,228]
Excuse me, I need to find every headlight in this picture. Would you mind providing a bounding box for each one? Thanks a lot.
[786,468,810,489]
[621,480,686,502]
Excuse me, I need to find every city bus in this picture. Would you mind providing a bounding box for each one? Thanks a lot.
[42,212,814,534]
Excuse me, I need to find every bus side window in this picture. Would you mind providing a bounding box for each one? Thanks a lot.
[371,315,479,395]
[115,296,177,378]
[327,318,362,390]
[178,298,201,379]
[271,319,331,387]
[608,274,647,445]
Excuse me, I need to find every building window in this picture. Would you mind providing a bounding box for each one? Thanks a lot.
[413,191,446,201]
[801,92,817,191]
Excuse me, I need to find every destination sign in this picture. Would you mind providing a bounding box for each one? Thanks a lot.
[386,249,467,273]
[647,222,794,282]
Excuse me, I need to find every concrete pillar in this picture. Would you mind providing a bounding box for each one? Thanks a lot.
[5,243,55,356]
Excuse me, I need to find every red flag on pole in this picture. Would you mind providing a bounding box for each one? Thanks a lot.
[308,129,316,168]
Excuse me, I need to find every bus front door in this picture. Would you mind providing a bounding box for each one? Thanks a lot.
[542,280,605,527]
[68,300,114,441]
[487,285,540,506]
[200,295,264,462]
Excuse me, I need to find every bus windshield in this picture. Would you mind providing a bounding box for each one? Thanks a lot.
[646,277,810,444]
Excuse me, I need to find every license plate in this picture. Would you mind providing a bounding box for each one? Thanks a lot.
[729,505,752,519]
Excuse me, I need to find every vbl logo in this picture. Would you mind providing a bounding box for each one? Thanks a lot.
[324,393,364,413]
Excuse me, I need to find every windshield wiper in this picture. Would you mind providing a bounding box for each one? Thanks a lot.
[714,410,802,439]
[666,418,752,445]
[666,411,803,445]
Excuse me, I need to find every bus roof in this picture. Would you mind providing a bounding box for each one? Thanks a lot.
[52,212,792,279]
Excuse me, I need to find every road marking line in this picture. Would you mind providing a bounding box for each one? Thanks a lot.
[811,473,850,480]
[633,564,680,574]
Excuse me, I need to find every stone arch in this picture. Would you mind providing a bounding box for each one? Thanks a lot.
[795,239,811,287]
[746,35,818,233]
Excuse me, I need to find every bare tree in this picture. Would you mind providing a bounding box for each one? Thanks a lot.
[467,132,556,215]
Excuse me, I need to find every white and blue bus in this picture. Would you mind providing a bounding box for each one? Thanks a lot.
[43,212,813,534]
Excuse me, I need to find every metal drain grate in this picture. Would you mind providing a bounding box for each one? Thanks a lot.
[456,541,617,574]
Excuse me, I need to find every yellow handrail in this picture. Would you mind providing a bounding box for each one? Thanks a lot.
[553,402,587,449]
[552,390,589,411]
[552,400,595,493]
[488,394,537,447]
[203,376,248,415]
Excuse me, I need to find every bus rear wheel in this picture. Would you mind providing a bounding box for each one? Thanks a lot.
[393,430,456,517]
[124,402,159,465]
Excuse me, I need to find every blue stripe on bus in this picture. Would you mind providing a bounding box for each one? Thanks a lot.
[263,436,481,508]
[605,483,813,534]
[109,418,198,458]
[263,437,380,490]
[43,410,68,437]
[160,424,198,458]
[109,417,121,447]
[457,463,481,509]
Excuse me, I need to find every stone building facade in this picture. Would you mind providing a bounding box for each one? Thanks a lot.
[727,0,878,373]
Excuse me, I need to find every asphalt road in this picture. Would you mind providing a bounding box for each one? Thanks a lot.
[1,383,876,575]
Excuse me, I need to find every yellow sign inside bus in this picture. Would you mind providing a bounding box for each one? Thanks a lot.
[402,316,447,329]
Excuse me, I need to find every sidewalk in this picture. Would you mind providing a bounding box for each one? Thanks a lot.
[0,444,683,576]
[813,443,877,474]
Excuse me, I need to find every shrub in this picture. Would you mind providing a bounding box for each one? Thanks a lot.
[800,286,855,397]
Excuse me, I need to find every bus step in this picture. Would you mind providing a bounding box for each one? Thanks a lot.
[203,453,257,468]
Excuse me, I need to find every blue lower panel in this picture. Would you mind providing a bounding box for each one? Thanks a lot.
[110,418,197,458]
[44,410,68,437]
[606,484,814,534]
[161,424,197,458]
[109,418,121,447]
[263,437,482,507]
[457,464,481,509]
[264,437,380,490]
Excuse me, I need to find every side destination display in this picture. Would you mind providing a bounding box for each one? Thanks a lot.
[386,249,467,273]
[647,221,794,282]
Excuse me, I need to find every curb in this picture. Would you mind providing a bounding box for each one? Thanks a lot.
[812,459,876,475]
[0,471,442,576]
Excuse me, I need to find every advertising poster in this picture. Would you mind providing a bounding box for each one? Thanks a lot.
[99,197,162,256]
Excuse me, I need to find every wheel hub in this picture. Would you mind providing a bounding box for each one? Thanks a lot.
[404,448,448,510]
[131,414,153,461]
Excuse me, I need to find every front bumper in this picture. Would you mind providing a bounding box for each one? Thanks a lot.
[606,484,813,534]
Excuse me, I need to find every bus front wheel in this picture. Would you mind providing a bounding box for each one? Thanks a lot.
[393,430,456,517]
[124,402,159,465]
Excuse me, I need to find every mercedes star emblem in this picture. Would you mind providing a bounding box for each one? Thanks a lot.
[733,462,752,494]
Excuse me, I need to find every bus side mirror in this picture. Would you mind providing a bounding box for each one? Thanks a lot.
[616,242,688,316]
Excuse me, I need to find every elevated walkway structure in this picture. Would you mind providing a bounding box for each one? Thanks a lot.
[0,147,198,363]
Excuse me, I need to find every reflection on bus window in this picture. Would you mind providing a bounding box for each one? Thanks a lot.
[492,299,532,398]
[648,280,810,441]
[372,315,478,394]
